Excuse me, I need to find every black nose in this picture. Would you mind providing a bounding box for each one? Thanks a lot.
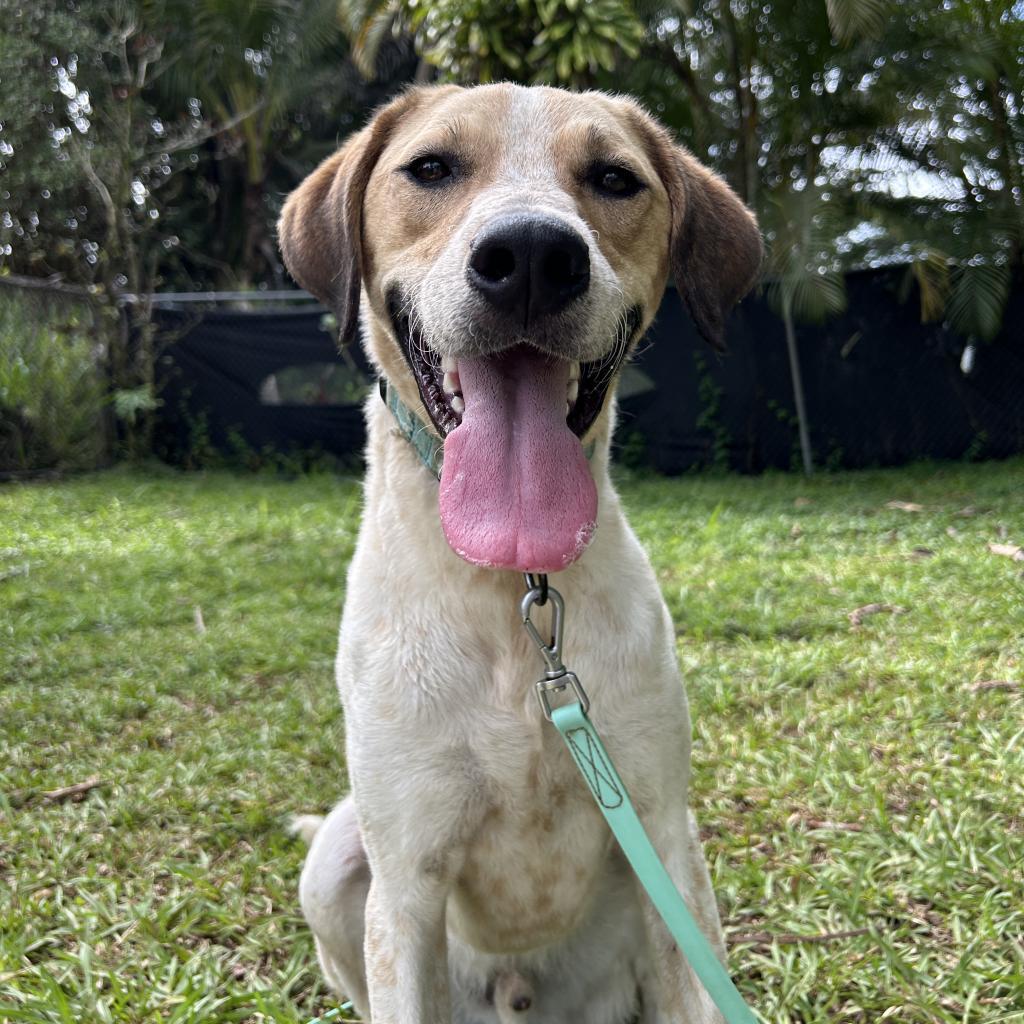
[467,214,590,325]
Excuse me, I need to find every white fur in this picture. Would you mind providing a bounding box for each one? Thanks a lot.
[297,87,729,1024]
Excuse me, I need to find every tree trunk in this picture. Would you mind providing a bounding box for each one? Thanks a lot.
[721,3,754,205]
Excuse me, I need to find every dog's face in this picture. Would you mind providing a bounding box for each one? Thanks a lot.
[279,84,761,573]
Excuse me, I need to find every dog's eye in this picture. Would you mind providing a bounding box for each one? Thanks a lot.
[407,155,452,185]
[589,164,644,198]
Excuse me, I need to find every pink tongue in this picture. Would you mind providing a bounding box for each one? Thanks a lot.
[439,347,597,572]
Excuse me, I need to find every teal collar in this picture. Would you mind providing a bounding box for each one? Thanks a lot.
[380,379,444,479]
[379,378,598,481]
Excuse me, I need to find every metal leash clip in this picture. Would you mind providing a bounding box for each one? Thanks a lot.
[521,574,590,720]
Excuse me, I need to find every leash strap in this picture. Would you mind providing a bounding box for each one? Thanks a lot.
[550,701,758,1024]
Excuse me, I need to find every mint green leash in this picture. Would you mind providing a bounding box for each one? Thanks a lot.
[523,576,759,1024]
[550,702,757,1023]
[306,1003,351,1023]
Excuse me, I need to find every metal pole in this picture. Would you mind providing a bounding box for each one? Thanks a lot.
[782,292,813,476]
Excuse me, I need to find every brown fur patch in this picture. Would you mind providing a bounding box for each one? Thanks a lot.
[623,101,764,349]
[277,87,455,343]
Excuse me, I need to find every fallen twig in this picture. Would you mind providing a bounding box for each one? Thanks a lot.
[848,603,906,627]
[969,680,1021,693]
[987,542,1024,562]
[42,777,105,803]
[801,817,864,832]
[885,500,923,512]
[727,926,871,947]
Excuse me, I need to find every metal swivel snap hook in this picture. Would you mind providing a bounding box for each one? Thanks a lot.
[521,578,565,679]
[521,575,590,719]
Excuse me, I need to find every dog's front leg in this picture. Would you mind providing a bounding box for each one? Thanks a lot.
[363,866,451,1024]
[640,807,728,1024]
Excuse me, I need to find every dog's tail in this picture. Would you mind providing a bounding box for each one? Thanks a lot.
[289,813,326,845]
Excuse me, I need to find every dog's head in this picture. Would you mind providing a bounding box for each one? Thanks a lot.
[279,84,761,573]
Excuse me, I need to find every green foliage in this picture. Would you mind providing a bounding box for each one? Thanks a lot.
[836,0,1024,338]
[344,0,643,85]
[4,0,1024,363]
[403,0,643,85]
[616,428,649,471]
[0,291,105,472]
[825,0,888,44]
[3,463,1024,1020]
[946,261,1013,343]
[112,384,159,426]
[764,190,849,326]
[908,250,951,323]
[0,0,411,292]
[153,0,374,288]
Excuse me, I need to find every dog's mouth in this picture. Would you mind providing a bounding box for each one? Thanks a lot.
[386,299,641,574]
[388,300,641,441]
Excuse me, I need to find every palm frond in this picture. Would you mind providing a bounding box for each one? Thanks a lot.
[911,249,951,322]
[352,5,400,78]
[825,0,887,45]
[945,261,1012,342]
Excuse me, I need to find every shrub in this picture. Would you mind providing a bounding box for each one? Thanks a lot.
[0,289,107,473]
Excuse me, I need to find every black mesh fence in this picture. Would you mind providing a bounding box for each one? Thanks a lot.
[151,265,1024,474]
[152,306,368,469]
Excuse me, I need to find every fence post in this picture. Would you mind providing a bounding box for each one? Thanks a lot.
[781,292,814,476]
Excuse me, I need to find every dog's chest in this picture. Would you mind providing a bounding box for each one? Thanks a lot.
[447,716,614,954]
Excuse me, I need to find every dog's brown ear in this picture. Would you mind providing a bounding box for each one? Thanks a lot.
[277,89,425,345]
[640,118,763,351]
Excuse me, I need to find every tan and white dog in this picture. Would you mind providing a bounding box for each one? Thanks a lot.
[279,84,761,1024]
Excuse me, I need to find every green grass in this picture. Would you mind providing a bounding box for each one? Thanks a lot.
[1,461,1023,1023]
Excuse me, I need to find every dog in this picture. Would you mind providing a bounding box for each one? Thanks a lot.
[278,83,761,1024]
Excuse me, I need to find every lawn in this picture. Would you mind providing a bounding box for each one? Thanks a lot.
[1,461,1022,1024]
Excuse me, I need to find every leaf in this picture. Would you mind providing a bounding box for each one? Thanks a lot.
[492,36,522,70]
[556,42,572,81]
[911,250,951,323]
[946,262,1012,342]
[763,189,848,326]
[112,385,159,424]
[885,500,924,512]
[987,542,1024,562]
[826,0,887,44]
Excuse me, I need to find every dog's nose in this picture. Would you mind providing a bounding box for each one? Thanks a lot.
[467,215,590,323]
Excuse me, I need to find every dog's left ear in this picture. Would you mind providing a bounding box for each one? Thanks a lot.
[638,115,763,351]
[277,88,428,346]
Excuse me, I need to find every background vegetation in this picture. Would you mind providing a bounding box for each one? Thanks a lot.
[1,0,1023,469]
[2,462,1023,1022]
[0,288,107,472]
